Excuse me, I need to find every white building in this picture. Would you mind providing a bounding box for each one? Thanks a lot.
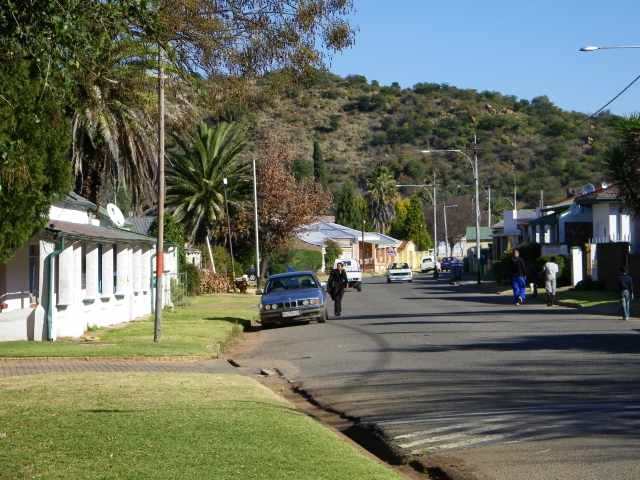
[0,193,177,342]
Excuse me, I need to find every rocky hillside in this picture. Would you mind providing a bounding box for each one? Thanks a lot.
[245,71,620,209]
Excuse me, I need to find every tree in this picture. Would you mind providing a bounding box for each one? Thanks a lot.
[166,122,250,242]
[293,158,313,181]
[312,140,328,187]
[258,136,331,278]
[0,61,72,263]
[157,1,355,78]
[389,198,409,239]
[71,37,189,207]
[324,240,342,272]
[149,215,187,271]
[367,167,397,232]
[334,181,367,229]
[404,194,433,250]
[606,116,640,213]
[0,1,150,262]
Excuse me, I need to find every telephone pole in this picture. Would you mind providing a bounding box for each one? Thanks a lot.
[487,186,492,228]
[154,44,165,343]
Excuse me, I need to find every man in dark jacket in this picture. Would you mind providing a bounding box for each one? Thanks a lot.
[511,249,527,305]
[618,267,634,320]
[328,262,348,317]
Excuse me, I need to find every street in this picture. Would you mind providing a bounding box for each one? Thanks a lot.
[240,274,640,480]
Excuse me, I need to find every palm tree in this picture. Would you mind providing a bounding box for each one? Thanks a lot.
[71,37,195,209]
[367,167,397,232]
[166,122,249,269]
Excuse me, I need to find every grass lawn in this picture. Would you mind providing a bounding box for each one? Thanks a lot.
[556,289,619,309]
[0,373,404,480]
[0,294,257,358]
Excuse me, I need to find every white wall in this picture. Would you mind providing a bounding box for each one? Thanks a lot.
[592,204,630,243]
[1,239,161,342]
[49,205,90,224]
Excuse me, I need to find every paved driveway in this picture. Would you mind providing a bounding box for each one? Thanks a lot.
[240,274,640,480]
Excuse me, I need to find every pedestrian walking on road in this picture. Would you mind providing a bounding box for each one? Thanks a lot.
[618,267,634,320]
[543,259,559,306]
[511,249,527,305]
[328,262,348,317]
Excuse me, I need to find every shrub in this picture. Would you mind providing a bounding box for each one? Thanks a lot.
[325,240,342,272]
[183,263,201,296]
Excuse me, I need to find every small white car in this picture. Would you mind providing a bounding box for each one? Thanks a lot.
[333,258,363,292]
[386,262,413,283]
[420,257,435,272]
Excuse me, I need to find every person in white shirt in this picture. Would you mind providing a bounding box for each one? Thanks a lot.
[543,260,559,306]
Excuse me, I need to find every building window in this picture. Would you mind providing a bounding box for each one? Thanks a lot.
[28,245,39,297]
[113,244,118,293]
[81,243,87,290]
[98,244,103,294]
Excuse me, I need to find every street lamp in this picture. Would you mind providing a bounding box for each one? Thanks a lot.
[580,45,640,52]
[222,177,236,283]
[421,138,482,284]
[443,204,458,257]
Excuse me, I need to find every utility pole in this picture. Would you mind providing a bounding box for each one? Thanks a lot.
[513,165,518,213]
[487,186,492,228]
[433,171,438,258]
[223,177,236,282]
[539,189,544,210]
[252,159,261,288]
[474,135,481,285]
[154,44,165,343]
[361,220,366,272]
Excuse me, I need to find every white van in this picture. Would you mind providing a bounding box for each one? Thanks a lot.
[420,257,435,273]
[333,258,363,292]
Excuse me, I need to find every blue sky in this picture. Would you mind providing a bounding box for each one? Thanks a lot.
[329,1,640,115]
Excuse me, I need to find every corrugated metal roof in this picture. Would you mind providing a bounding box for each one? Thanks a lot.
[54,192,97,211]
[125,216,155,235]
[47,220,156,244]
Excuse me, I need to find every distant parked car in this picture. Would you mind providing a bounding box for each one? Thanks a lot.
[441,257,455,271]
[386,262,413,283]
[259,271,327,326]
[333,258,362,292]
[421,256,435,273]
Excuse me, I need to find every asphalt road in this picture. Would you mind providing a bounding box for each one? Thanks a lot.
[239,274,640,480]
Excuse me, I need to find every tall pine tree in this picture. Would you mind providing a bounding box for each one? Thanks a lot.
[312,140,327,187]
[334,181,367,229]
[404,194,433,250]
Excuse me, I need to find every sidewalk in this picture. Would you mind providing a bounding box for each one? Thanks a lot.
[0,357,237,377]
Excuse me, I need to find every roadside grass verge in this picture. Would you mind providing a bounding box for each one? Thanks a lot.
[0,294,256,358]
[0,373,404,480]
[556,289,619,309]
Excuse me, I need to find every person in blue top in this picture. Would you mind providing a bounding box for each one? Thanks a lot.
[618,267,634,320]
[511,249,527,305]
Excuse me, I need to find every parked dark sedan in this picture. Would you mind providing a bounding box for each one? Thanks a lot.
[259,271,328,326]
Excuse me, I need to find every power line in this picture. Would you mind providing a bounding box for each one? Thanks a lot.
[589,72,640,119]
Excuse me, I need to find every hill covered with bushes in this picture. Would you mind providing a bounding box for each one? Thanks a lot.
[246,71,620,211]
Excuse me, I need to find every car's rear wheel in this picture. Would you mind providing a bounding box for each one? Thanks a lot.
[319,310,327,323]
[356,283,362,292]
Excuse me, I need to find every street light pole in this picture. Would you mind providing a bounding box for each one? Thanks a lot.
[433,171,437,258]
[420,140,482,284]
[222,177,236,282]
[473,135,481,285]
